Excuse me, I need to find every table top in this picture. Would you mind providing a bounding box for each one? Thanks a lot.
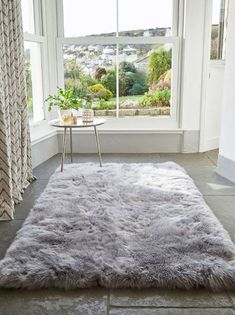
[49,118,106,128]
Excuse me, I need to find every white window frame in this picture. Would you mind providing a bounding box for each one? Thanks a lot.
[210,0,229,61]
[23,0,49,125]
[56,0,183,129]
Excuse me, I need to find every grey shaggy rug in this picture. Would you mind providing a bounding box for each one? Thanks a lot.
[0,162,235,291]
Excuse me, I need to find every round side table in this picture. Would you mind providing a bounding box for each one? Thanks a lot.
[50,118,106,172]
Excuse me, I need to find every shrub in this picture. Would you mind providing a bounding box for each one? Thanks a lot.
[127,72,148,95]
[151,80,171,91]
[88,84,113,101]
[129,83,148,96]
[119,71,130,96]
[80,74,97,87]
[158,69,171,82]
[92,99,116,110]
[139,88,171,107]
[154,88,171,106]
[101,69,116,96]
[69,82,91,101]
[139,93,156,108]
[148,48,172,84]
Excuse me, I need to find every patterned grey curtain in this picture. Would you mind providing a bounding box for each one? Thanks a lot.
[0,0,34,220]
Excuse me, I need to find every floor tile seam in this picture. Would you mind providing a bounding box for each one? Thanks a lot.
[227,294,235,310]
[205,153,218,166]
[12,218,27,221]
[202,194,235,197]
[107,290,111,315]
[108,305,232,310]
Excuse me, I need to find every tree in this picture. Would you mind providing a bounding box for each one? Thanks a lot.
[64,59,83,78]
[101,69,116,96]
[127,72,148,95]
[148,48,172,85]
[119,61,136,73]
[95,67,107,80]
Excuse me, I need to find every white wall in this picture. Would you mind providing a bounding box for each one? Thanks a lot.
[57,131,183,154]
[180,0,206,134]
[31,133,58,168]
[217,0,235,182]
[200,62,225,151]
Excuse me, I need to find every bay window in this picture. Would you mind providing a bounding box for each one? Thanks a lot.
[57,0,180,121]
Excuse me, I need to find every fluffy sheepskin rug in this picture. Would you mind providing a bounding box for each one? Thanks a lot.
[0,162,235,291]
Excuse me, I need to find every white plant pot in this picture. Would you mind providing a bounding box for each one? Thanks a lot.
[82,109,94,122]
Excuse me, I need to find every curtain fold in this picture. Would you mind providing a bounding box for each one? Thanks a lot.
[0,0,34,220]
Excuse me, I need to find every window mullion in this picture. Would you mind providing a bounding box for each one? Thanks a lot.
[172,0,179,36]
[116,43,119,118]
[33,0,42,35]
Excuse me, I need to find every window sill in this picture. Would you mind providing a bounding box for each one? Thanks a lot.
[30,117,182,146]
[30,119,57,145]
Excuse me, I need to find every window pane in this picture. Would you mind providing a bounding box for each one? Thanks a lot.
[63,43,172,117]
[63,44,117,116]
[211,0,228,60]
[21,0,35,34]
[63,0,116,37]
[118,44,172,117]
[119,0,173,36]
[24,42,44,122]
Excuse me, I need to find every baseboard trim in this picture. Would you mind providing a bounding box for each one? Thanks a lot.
[32,133,58,168]
[217,154,235,183]
[31,128,201,166]
[57,129,184,135]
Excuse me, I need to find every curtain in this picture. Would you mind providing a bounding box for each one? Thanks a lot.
[0,0,34,220]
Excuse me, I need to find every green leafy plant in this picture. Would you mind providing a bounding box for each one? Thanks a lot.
[154,88,171,105]
[140,88,171,107]
[119,61,137,73]
[45,87,83,111]
[88,84,113,101]
[92,99,116,110]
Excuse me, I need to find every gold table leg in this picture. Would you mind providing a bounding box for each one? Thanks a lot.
[61,127,67,172]
[94,126,102,167]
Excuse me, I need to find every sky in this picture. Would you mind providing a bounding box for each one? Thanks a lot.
[21,0,222,36]
[63,0,173,37]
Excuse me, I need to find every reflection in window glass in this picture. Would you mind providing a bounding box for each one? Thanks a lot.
[211,0,228,60]
[21,0,35,34]
[63,0,116,37]
[24,42,44,121]
[118,0,173,36]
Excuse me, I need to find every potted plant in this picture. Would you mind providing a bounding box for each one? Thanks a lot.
[46,87,83,123]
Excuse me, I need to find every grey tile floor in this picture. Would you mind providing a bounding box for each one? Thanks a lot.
[1,150,235,315]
